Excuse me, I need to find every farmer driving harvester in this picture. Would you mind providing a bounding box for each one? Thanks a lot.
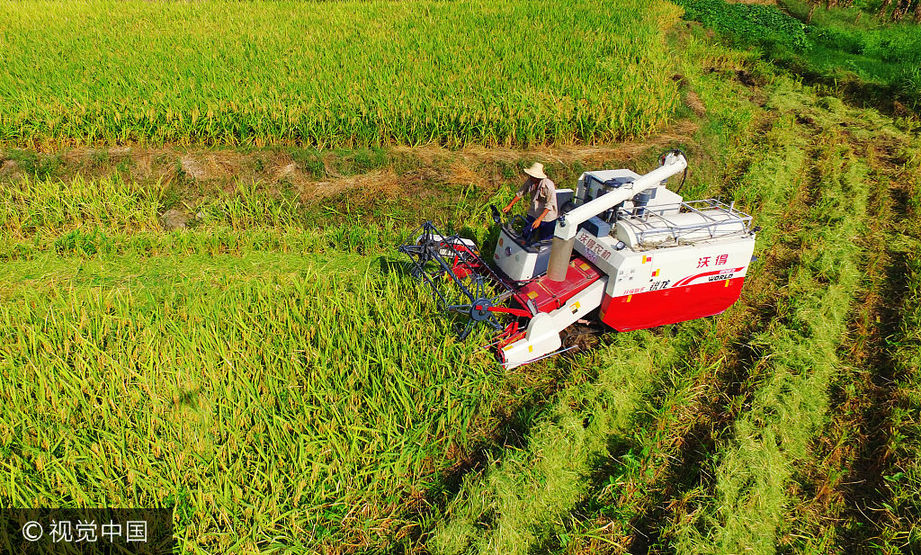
[400,150,760,369]
[501,162,558,243]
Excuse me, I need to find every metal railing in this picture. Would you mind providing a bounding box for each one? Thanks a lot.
[615,199,753,244]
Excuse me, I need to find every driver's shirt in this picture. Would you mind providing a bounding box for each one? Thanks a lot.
[517,178,558,221]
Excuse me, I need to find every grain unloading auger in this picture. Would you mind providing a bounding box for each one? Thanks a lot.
[399,151,758,369]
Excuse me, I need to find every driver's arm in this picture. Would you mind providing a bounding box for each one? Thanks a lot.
[532,207,551,227]
[502,195,521,214]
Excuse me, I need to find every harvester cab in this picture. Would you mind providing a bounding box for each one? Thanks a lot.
[489,187,573,281]
[399,151,757,369]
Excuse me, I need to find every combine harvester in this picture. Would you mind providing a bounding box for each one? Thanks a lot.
[400,151,758,368]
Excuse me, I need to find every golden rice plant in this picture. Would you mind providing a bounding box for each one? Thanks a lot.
[0,250,500,550]
[0,0,683,147]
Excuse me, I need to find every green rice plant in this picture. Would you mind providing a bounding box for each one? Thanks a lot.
[0,162,534,552]
[0,0,684,147]
[0,164,529,261]
[681,0,921,109]
[674,0,812,54]
[896,65,921,109]
[0,175,399,261]
[0,174,164,238]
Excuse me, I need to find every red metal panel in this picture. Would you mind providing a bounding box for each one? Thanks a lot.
[513,256,602,313]
[599,277,746,331]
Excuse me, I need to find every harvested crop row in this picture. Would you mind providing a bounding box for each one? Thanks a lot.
[666,95,870,553]
[426,333,682,554]
[880,217,921,550]
[552,66,819,551]
[0,0,682,147]
[0,251,501,551]
[782,132,921,552]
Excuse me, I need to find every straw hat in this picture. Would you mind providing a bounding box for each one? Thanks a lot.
[523,162,547,180]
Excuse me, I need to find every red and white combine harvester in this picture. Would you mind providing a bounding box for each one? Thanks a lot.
[399,151,757,369]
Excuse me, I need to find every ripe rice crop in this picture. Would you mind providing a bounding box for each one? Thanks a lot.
[5,2,921,550]
[0,171,511,549]
[0,0,683,148]
[0,250,501,550]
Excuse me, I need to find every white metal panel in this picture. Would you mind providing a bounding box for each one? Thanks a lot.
[615,211,749,248]
[554,153,688,241]
[572,219,755,300]
[605,235,755,298]
[575,169,641,203]
[644,188,684,214]
[573,228,622,277]
[493,228,539,281]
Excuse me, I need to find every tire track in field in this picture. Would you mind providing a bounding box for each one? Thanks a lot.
[783,131,920,552]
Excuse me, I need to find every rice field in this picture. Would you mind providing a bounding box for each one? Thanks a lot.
[0,249,504,550]
[0,0,683,147]
[2,1,921,553]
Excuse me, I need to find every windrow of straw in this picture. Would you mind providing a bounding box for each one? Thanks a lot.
[668,92,870,553]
